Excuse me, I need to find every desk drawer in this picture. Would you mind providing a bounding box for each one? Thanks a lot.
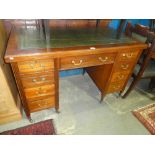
[24,84,55,101]
[21,74,55,88]
[18,60,54,74]
[28,96,55,112]
[110,72,129,83]
[60,53,116,70]
[114,61,134,72]
[107,82,124,93]
[118,51,139,61]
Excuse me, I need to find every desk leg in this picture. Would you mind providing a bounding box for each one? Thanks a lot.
[100,92,105,103]
[28,116,33,123]
[118,90,123,97]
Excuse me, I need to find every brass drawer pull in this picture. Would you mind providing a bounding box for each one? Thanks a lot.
[32,77,46,83]
[71,60,83,66]
[30,64,34,68]
[113,85,121,89]
[40,64,45,67]
[32,79,37,82]
[121,64,129,70]
[122,53,133,58]
[41,77,46,81]
[36,87,47,94]
[36,91,47,95]
[30,63,44,68]
[38,102,48,107]
[98,57,108,62]
[127,53,133,58]
[117,75,125,80]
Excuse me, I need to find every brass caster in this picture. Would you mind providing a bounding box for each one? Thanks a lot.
[28,118,33,123]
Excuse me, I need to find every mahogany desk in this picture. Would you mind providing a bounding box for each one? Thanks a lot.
[4,26,147,121]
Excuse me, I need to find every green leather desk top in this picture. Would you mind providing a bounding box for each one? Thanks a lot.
[17,27,139,50]
[5,25,147,63]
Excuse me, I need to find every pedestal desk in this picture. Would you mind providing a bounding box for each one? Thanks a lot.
[4,22,147,121]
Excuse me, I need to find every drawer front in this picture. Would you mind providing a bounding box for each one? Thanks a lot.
[18,60,54,74]
[24,84,55,100]
[114,61,134,72]
[110,72,129,83]
[21,74,54,88]
[60,53,116,70]
[118,51,139,61]
[107,82,125,93]
[28,96,55,112]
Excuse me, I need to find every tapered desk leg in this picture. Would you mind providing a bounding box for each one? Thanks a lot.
[118,90,123,97]
[55,108,60,113]
[100,93,105,103]
[27,115,33,123]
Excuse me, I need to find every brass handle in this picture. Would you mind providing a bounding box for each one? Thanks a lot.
[40,64,44,67]
[127,53,133,58]
[41,77,46,81]
[121,64,129,70]
[30,64,34,68]
[36,87,45,94]
[122,53,133,58]
[32,79,37,82]
[71,60,83,66]
[98,57,108,62]
[117,75,125,80]
[30,62,44,68]
[38,101,48,107]
[113,85,121,89]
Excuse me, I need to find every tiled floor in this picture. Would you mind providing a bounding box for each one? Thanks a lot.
[0,74,154,134]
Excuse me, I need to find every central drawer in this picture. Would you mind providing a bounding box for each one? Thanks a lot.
[24,84,55,101]
[18,59,54,74]
[60,53,116,70]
